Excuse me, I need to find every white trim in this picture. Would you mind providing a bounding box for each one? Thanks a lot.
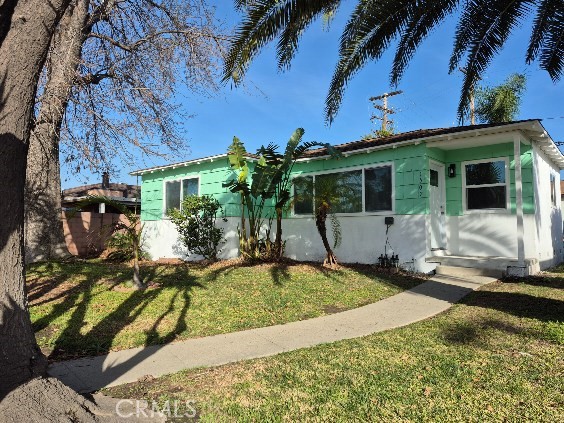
[291,162,395,216]
[514,134,525,265]
[462,157,510,214]
[162,176,200,217]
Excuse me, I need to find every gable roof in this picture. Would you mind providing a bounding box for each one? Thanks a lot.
[131,119,564,175]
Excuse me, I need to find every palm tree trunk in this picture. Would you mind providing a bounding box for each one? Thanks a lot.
[25,0,89,263]
[315,204,338,268]
[131,231,143,289]
[275,207,283,258]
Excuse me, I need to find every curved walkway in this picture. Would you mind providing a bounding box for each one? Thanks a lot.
[48,273,496,393]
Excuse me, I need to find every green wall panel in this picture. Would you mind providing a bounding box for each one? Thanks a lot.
[139,140,536,221]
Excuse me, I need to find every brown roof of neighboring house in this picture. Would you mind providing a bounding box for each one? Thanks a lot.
[62,183,140,199]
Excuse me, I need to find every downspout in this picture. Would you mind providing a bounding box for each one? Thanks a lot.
[514,133,525,267]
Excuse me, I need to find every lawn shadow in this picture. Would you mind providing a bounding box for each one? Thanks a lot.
[337,263,427,291]
[441,282,563,348]
[31,261,204,361]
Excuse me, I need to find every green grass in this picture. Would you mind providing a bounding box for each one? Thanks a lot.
[28,259,423,361]
[104,273,564,422]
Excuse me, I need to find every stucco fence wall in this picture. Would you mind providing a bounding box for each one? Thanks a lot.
[62,211,134,257]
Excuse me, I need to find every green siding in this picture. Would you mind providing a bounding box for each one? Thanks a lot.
[141,159,243,221]
[442,142,534,215]
[140,140,535,221]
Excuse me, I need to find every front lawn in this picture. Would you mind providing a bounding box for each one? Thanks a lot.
[104,273,564,421]
[28,259,423,361]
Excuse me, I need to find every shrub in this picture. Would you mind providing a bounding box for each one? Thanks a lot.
[168,195,226,261]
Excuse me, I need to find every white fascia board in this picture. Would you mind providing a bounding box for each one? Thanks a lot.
[130,153,229,176]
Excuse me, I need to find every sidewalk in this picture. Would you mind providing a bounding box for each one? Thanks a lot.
[48,273,496,393]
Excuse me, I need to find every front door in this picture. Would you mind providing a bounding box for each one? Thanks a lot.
[429,161,446,251]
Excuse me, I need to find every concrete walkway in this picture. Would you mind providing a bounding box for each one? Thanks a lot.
[48,273,496,393]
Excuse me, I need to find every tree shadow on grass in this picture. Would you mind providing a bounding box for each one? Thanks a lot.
[30,261,204,361]
[461,289,564,323]
[337,263,427,291]
[441,282,563,348]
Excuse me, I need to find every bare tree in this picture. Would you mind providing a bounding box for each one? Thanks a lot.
[25,0,226,261]
[0,0,72,397]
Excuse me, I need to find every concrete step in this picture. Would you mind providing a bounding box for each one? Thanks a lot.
[435,265,503,279]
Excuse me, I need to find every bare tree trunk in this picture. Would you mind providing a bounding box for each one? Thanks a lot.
[0,0,72,398]
[25,0,90,263]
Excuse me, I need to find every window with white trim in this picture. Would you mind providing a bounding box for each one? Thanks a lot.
[293,164,393,215]
[164,177,199,212]
[463,159,508,210]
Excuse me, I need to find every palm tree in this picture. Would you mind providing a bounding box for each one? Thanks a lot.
[295,173,360,267]
[224,0,562,122]
[475,73,527,123]
[70,196,145,289]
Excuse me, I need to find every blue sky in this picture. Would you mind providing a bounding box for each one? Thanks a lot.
[61,2,563,189]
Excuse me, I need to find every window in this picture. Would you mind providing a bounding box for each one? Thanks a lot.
[429,169,439,187]
[550,174,557,207]
[365,166,392,211]
[165,177,199,212]
[293,164,393,215]
[317,170,362,213]
[293,176,313,214]
[463,159,507,210]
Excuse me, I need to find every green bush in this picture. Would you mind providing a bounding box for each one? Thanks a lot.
[168,195,226,261]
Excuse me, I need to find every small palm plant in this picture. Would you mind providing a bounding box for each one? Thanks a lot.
[70,196,145,289]
[294,173,360,268]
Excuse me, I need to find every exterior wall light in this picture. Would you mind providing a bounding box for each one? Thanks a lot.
[448,163,456,178]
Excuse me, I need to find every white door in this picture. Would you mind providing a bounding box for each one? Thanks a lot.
[429,162,446,251]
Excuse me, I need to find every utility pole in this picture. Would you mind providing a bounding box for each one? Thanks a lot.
[369,90,402,132]
[459,67,481,125]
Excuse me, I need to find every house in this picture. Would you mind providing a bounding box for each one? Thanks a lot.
[131,119,564,276]
[61,172,140,256]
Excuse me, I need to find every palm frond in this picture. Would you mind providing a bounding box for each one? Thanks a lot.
[391,0,458,85]
[325,0,414,123]
[276,1,342,70]
[329,211,341,248]
[526,0,563,81]
[227,136,248,169]
[450,0,531,121]
[224,0,337,85]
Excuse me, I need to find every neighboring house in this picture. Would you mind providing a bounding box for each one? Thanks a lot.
[62,173,140,256]
[131,119,563,276]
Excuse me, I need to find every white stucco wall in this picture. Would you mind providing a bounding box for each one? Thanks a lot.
[142,214,436,273]
[445,214,538,259]
[143,217,241,261]
[532,143,563,268]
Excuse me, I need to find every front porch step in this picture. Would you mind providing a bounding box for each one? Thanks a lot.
[426,255,539,278]
[435,265,503,279]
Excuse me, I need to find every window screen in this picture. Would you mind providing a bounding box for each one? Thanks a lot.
[183,178,198,198]
[293,176,313,215]
[317,170,362,213]
[365,166,392,212]
[165,181,181,211]
[464,160,507,210]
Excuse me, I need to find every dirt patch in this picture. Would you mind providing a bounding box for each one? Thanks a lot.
[322,304,348,314]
